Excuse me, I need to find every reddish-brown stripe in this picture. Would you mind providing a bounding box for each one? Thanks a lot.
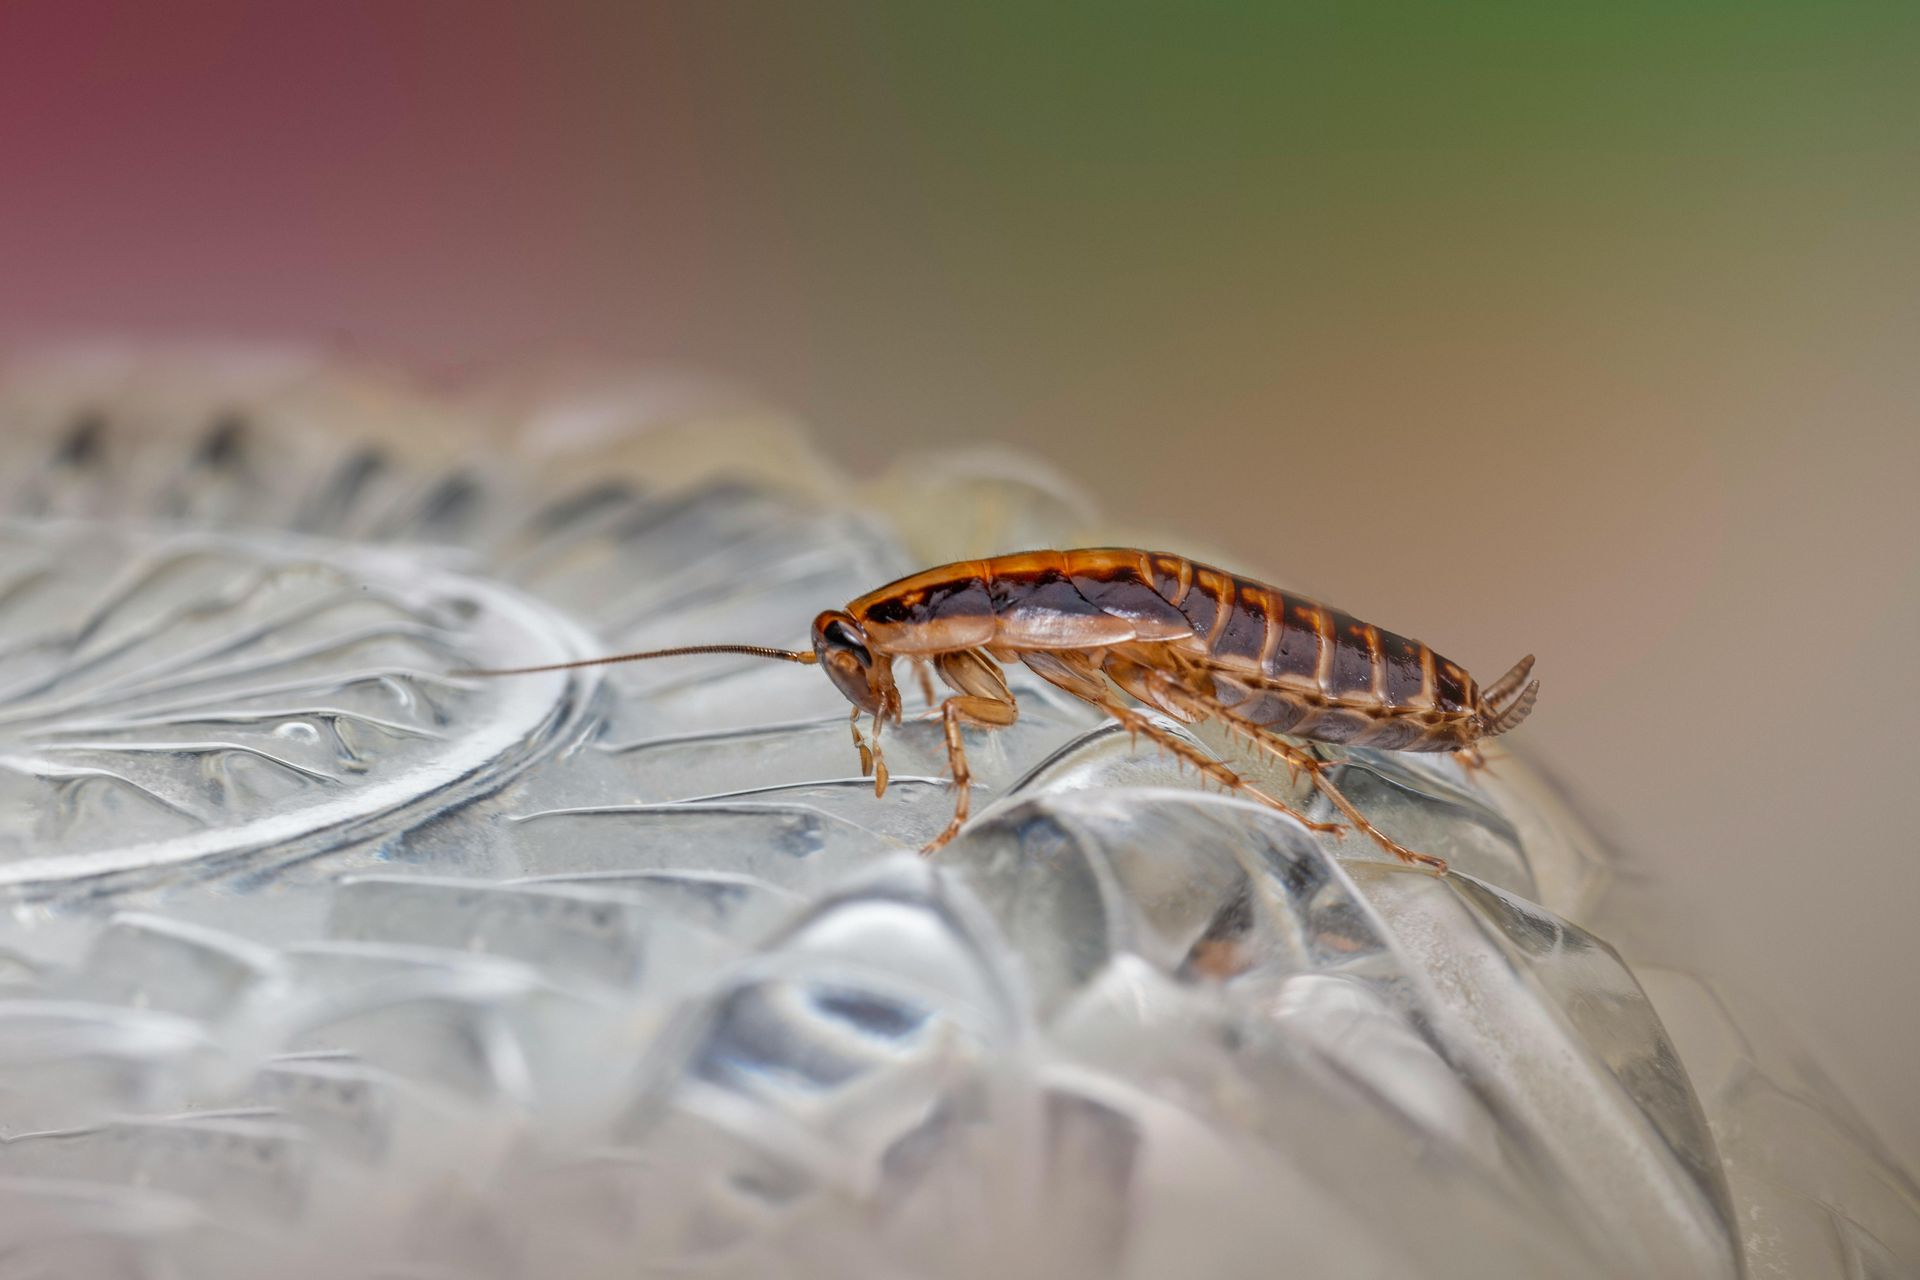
[1378,629,1429,709]
[1171,565,1225,640]
[1298,602,1334,697]
[983,556,1104,622]
[1269,594,1324,687]
[1148,554,1194,607]
[1210,579,1272,666]
[1204,569,1238,650]
[1326,611,1378,700]
[1257,589,1286,670]
[853,560,992,629]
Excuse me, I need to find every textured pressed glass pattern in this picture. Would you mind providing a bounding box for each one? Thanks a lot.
[0,349,1911,1279]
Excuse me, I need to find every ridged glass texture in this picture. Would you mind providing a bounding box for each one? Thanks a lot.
[0,348,1911,1279]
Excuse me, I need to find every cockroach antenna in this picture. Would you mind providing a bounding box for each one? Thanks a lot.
[453,643,818,678]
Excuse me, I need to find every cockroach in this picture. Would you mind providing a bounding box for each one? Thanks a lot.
[463,549,1538,874]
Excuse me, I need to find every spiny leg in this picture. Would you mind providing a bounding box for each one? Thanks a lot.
[1019,648,1340,835]
[924,693,1018,855]
[1082,677,1344,838]
[1116,659,1447,874]
[1261,736,1446,873]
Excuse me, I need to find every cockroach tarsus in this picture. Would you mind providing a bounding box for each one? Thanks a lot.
[460,548,1540,875]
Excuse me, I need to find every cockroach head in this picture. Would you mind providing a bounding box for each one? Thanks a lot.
[811,610,894,718]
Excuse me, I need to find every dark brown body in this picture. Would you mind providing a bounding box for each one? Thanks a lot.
[848,548,1524,753]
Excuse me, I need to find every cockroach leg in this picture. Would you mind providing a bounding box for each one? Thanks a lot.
[851,706,873,777]
[851,706,891,796]
[911,658,937,707]
[870,713,891,797]
[923,693,1018,855]
[1452,745,1497,780]
[1060,679,1344,840]
[1114,661,1444,873]
[1022,651,1302,817]
[1262,737,1448,874]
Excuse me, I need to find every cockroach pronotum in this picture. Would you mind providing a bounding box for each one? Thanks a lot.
[463,549,1539,874]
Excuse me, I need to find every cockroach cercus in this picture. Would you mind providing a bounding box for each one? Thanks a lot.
[461,548,1538,874]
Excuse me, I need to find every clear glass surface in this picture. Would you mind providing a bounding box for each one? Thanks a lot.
[0,348,1911,1279]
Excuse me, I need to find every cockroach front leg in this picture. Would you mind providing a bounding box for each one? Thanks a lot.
[924,694,1017,855]
[851,706,871,773]
[851,706,889,796]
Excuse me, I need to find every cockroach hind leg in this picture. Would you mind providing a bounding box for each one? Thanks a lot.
[1397,845,1450,875]
[1206,712,1449,876]
[1307,765,1449,875]
[1104,665,1353,846]
[1243,782,1346,837]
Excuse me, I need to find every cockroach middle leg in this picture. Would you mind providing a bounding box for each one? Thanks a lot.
[910,658,938,708]
[925,694,1018,855]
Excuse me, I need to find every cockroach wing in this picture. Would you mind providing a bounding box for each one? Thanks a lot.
[1067,566,1196,642]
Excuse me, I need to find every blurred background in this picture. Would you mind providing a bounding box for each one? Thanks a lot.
[1,2,1914,1163]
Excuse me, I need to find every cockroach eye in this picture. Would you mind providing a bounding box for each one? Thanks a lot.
[822,619,871,666]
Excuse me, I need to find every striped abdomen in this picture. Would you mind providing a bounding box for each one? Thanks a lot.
[1138,552,1481,750]
[847,548,1484,751]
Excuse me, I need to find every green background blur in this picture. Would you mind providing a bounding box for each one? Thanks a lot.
[3,4,1916,1161]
